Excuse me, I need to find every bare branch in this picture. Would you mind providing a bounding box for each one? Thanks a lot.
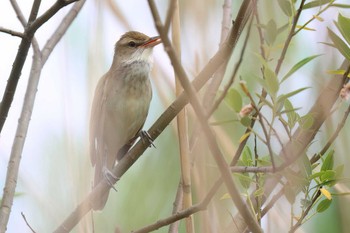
[0,27,25,38]
[133,178,222,233]
[21,212,36,233]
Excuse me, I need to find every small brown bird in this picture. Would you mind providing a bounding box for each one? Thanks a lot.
[89,31,161,210]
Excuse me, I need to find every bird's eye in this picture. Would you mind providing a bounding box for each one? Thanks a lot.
[128,41,137,47]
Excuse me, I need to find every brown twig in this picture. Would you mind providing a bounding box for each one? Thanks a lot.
[275,0,306,75]
[0,27,25,38]
[133,178,222,233]
[21,212,36,233]
[289,188,321,233]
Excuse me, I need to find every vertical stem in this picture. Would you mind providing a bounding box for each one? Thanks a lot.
[172,1,195,232]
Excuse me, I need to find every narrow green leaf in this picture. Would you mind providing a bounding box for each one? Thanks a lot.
[278,0,293,17]
[320,170,336,182]
[254,188,265,197]
[284,99,299,128]
[264,66,279,97]
[327,69,350,77]
[335,164,344,179]
[266,19,278,45]
[256,93,274,109]
[225,88,242,112]
[321,150,334,171]
[336,14,350,45]
[328,28,350,61]
[277,87,310,104]
[330,4,350,8]
[316,199,332,212]
[299,114,314,129]
[234,173,253,189]
[304,0,331,9]
[242,146,253,166]
[277,23,289,35]
[282,55,322,83]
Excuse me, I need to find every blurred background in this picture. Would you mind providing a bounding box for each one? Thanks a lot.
[0,0,350,232]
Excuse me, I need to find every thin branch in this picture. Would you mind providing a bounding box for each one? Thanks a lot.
[289,188,321,233]
[21,212,36,233]
[0,27,25,38]
[133,178,222,233]
[275,0,306,75]
[208,15,253,117]
[10,0,28,27]
[27,0,79,34]
[164,0,177,33]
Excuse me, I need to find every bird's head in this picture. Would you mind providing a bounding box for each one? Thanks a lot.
[114,31,161,66]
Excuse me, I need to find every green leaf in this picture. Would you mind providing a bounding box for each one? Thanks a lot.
[327,69,350,77]
[254,188,265,197]
[264,66,279,97]
[277,87,310,104]
[266,19,278,45]
[299,153,312,177]
[336,14,350,45]
[335,164,344,179]
[316,199,332,212]
[320,170,336,182]
[299,114,314,129]
[284,185,296,204]
[242,146,253,166]
[240,116,251,127]
[234,173,253,189]
[278,0,293,17]
[330,3,350,8]
[321,150,334,171]
[304,0,331,9]
[281,55,322,83]
[284,99,299,128]
[328,28,350,61]
[225,88,242,112]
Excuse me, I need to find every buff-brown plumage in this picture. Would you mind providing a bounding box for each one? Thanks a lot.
[89,31,161,210]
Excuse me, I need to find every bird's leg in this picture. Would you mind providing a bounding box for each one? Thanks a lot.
[138,130,155,148]
[102,166,119,192]
[102,146,119,192]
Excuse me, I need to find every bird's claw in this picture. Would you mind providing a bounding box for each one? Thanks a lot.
[102,167,119,192]
[139,130,155,148]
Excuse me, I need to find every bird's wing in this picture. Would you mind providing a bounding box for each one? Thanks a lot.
[89,74,108,166]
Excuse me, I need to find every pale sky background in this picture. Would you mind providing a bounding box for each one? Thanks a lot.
[0,0,349,232]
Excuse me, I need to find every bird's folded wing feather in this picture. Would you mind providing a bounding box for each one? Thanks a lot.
[89,74,108,166]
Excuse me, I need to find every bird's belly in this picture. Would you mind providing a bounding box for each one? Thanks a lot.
[105,79,152,145]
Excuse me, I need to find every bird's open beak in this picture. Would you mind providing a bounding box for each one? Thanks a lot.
[141,36,162,47]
